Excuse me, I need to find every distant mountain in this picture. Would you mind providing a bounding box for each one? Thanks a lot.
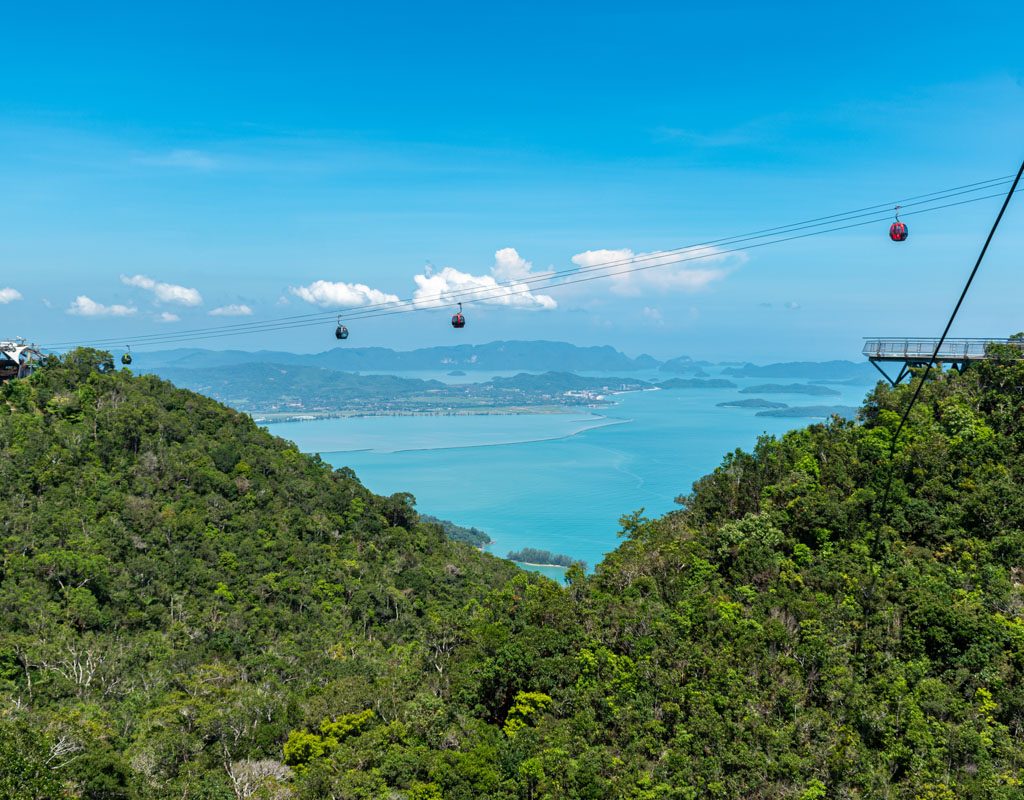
[658,377,737,389]
[138,341,660,372]
[740,383,841,396]
[658,355,712,375]
[722,360,876,380]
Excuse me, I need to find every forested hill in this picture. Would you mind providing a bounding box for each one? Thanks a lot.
[4,344,1024,799]
[0,350,521,798]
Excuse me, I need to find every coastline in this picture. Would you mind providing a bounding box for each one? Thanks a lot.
[309,414,632,455]
[512,560,569,570]
[253,403,615,425]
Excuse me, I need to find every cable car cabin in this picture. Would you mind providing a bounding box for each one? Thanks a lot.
[335,325,349,340]
[121,352,132,365]
[889,221,909,242]
[451,302,466,329]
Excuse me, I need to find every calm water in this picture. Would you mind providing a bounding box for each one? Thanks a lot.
[264,373,870,574]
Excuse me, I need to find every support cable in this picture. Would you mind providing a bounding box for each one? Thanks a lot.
[877,157,1024,521]
[42,181,1016,351]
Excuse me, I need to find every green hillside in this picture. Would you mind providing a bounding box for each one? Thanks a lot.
[3,344,1024,799]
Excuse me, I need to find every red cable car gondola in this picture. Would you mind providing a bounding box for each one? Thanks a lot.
[889,205,908,242]
[451,302,466,329]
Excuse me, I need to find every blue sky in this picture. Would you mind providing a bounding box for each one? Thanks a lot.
[2,1,1022,360]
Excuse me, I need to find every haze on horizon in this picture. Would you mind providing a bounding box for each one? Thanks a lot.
[2,2,1023,362]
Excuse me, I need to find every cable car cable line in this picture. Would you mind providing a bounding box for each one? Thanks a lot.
[45,187,1018,351]
[45,176,1016,349]
[50,188,1016,352]
[41,178,1018,351]
[875,156,1024,523]
[43,178,1015,350]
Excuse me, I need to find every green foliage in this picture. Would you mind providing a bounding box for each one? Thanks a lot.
[502,691,553,737]
[4,347,1024,798]
[506,547,583,568]
[0,350,517,798]
[0,721,69,799]
[419,514,492,547]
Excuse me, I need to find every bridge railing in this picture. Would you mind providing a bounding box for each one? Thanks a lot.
[863,338,1022,360]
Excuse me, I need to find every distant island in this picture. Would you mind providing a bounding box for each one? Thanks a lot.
[717,398,789,409]
[755,405,859,419]
[740,383,841,396]
[658,378,737,389]
[658,355,713,376]
[147,364,652,419]
[507,547,584,569]
[722,359,877,381]
[810,377,876,386]
[127,342,890,421]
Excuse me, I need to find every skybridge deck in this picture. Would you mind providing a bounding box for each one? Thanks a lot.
[862,337,1023,384]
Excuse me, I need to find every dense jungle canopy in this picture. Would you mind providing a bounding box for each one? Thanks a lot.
[1,344,1023,799]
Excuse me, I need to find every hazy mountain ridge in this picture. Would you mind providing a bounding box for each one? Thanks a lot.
[722,359,877,381]
[137,341,663,372]
[133,342,877,378]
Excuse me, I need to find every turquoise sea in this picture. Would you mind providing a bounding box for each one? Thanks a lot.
[265,372,871,579]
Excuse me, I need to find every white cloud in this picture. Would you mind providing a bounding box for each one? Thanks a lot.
[157,312,180,322]
[136,149,219,170]
[570,246,739,296]
[0,288,22,304]
[492,247,538,281]
[412,248,556,310]
[642,306,664,325]
[67,295,137,317]
[291,280,400,308]
[121,274,203,306]
[209,304,253,316]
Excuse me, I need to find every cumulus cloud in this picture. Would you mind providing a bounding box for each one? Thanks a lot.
[642,306,664,325]
[412,248,556,310]
[570,246,740,296]
[210,304,253,316]
[491,247,539,281]
[291,280,400,308]
[157,312,180,323]
[0,288,22,304]
[67,296,137,317]
[121,274,203,306]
